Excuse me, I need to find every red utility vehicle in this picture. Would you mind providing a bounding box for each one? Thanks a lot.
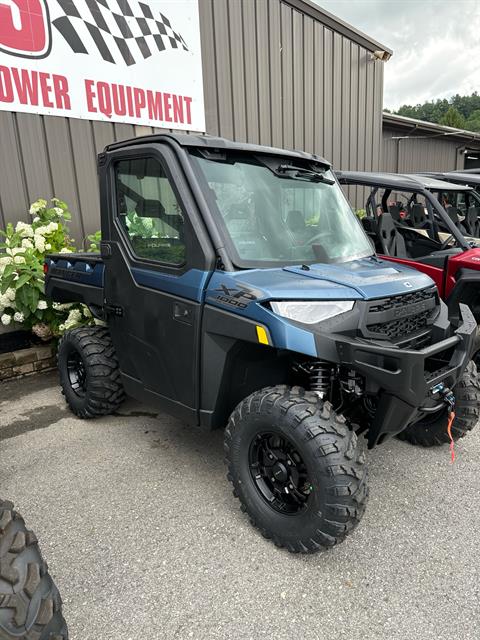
[336,171,480,356]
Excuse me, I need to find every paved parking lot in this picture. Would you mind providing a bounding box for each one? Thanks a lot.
[1,371,479,640]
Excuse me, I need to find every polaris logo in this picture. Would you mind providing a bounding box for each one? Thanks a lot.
[403,281,413,288]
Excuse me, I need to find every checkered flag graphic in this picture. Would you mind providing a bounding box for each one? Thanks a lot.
[52,0,188,66]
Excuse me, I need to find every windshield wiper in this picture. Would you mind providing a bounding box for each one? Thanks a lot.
[277,164,335,184]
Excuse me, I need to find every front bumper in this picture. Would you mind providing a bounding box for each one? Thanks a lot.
[333,303,476,446]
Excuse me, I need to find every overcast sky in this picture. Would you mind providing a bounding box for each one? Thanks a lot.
[317,0,480,110]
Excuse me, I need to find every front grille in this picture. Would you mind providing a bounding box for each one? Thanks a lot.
[368,310,432,339]
[366,286,438,340]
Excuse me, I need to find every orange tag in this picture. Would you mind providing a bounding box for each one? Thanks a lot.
[447,411,456,464]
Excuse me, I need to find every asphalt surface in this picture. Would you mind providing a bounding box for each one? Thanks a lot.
[0,372,479,640]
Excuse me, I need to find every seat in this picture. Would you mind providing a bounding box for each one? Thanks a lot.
[445,206,467,234]
[388,204,402,222]
[410,203,428,228]
[464,207,480,237]
[377,212,407,257]
[286,209,311,245]
[226,206,272,260]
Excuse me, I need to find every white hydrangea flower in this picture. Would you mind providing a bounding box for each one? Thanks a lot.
[21,238,34,249]
[34,236,46,252]
[13,255,25,264]
[45,243,52,251]
[29,199,47,215]
[64,308,83,330]
[5,288,15,302]
[33,216,40,223]
[53,302,73,311]
[53,207,64,216]
[37,300,48,310]
[1,314,12,326]
[0,256,12,274]
[59,247,73,254]
[13,311,24,323]
[15,221,34,237]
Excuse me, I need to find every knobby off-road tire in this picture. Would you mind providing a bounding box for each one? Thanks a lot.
[398,360,480,447]
[58,326,125,419]
[224,385,368,553]
[0,500,68,639]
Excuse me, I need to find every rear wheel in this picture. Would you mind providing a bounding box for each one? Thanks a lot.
[58,326,125,419]
[398,360,480,447]
[224,385,368,553]
[0,499,68,639]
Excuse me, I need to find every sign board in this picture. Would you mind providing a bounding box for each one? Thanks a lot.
[0,0,205,131]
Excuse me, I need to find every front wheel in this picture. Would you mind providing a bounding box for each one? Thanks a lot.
[224,386,368,553]
[398,360,480,447]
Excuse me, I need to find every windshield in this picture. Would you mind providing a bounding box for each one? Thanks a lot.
[190,152,373,267]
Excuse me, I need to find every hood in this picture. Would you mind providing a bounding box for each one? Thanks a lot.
[206,257,435,305]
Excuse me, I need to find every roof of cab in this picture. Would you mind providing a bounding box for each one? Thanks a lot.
[104,132,330,165]
[336,170,472,192]
[417,171,480,186]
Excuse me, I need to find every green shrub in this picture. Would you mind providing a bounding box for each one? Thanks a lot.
[0,198,98,340]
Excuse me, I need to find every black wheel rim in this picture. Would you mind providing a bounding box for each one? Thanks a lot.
[248,432,313,515]
[66,350,87,397]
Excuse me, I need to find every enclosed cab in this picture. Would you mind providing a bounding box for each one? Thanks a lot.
[45,135,478,554]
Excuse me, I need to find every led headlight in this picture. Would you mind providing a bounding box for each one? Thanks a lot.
[270,300,354,324]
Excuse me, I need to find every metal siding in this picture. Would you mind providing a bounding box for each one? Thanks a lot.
[0,113,29,226]
[303,17,314,153]
[244,0,260,144]
[0,0,384,233]
[256,0,272,145]
[382,128,463,174]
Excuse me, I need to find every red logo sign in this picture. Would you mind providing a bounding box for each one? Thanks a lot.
[0,0,51,58]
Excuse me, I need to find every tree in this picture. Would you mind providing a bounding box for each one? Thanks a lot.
[393,92,480,133]
[465,109,480,132]
[439,106,466,129]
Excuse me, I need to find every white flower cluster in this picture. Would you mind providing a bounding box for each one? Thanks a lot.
[29,199,47,216]
[0,288,16,325]
[15,221,34,238]
[58,308,83,332]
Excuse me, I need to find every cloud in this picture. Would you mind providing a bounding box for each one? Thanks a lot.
[317,0,480,109]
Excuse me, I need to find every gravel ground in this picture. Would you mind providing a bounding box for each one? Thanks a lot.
[0,371,479,640]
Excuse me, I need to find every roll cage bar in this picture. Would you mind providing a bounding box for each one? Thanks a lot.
[336,171,471,251]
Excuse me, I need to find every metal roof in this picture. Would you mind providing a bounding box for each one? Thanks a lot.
[383,112,480,144]
[336,170,472,192]
[105,132,330,165]
[417,171,480,186]
[287,0,392,55]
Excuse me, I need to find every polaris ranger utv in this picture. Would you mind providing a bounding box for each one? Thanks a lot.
[45,135,478,554]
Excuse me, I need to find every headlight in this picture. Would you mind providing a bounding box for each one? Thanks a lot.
[270,300,354,324]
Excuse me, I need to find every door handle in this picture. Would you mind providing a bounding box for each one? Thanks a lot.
[173,302,192,325]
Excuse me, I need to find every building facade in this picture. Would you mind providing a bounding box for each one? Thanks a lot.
[0,0,390,238]
[382,112,480,174]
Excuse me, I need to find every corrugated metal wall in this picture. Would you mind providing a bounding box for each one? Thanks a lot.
[382,128,464,174]
[0,0,385,238]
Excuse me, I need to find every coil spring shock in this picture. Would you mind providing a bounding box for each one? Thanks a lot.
[309,361,333,398]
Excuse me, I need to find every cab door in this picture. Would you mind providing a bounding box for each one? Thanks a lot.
[101,145,215,422]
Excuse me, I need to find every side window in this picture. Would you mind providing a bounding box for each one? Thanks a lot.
[115,157,186,265]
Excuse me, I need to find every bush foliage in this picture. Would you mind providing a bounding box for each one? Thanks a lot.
[0,198,97,340]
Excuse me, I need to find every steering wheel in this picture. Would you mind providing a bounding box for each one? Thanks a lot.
[304,231,326,246]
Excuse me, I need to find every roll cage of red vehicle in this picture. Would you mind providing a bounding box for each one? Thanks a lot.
[336,170,480,358]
